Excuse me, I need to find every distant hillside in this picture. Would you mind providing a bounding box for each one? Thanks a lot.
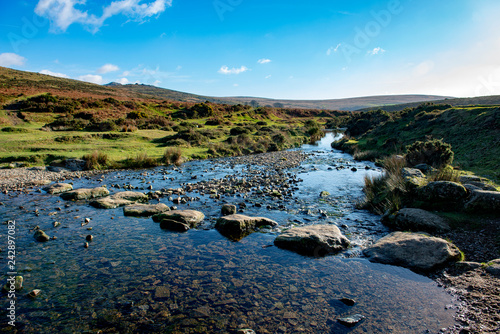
[1,66,449,111]
[114,83,449,111]
[356,95,500,112]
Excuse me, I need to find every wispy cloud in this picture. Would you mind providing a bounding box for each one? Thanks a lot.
[327,44,341,56]
[78,74,104,84]
[35,0,171,33]
[0,53,26,67]
[97,63,119,74]
[218,65,249,75]
[40,69,69,78]
[258,58,271,64]
[368,47,386,55]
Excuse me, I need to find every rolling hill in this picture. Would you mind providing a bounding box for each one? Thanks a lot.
[1,66,448,111]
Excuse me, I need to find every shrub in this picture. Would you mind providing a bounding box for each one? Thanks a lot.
[405,139,454,169]
[83,151,109,170]
[230,126,252,136]
[161,148,183,166]
[127,110,148,119]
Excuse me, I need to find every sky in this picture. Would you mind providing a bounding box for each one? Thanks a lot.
[1,0,500,100]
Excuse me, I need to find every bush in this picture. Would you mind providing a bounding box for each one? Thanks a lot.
[230,126,252,136]
[405,139,454,169]
[83,151,109,170]
[161,148,183,166]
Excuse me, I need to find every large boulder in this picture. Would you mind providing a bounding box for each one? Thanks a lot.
[385,208,450,233]
[486,259,500,277]
[462,181,497,192]
[465,190,500,214]
[91,191,148,209]
[153,210,205,232]
[43,183,73,194]
[418,181,467,207]
[123,203,170,217]
[274,225,350,256]
[216,214,278,240]
[401,168,426,190]
[363,232,462,272]
[60,187,109,201]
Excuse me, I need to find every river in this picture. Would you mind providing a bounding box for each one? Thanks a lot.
[0,132,458,333]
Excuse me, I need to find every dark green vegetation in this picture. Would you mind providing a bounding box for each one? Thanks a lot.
[333,103,500,182]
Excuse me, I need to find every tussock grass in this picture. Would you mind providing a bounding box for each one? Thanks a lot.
[161,148,183,166]
[359,155,408,214]
[83,151,109,170]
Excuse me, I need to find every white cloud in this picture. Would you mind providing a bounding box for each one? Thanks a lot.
[0,53,26,67]
[97,63,119,74]
[327,44,341,56]
[35,0,171,33]
[265,75,272,79]
[122,71,130,76]
[368,47,386,55]
[39,69,69,78]
[78,74,104,84]
[233,83,239,87]
[116,77,129,84]
[258,58,271,64]
[218,65,249,75]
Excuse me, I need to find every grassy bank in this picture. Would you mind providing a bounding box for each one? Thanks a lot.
[332,104,500,182]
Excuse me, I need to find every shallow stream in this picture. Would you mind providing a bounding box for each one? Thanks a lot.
[0,133,458,333]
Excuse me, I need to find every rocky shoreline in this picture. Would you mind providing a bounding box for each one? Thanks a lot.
[1,150,499,333]
[0,167,108,193]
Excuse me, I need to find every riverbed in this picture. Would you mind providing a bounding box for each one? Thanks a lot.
[0,133,458,333]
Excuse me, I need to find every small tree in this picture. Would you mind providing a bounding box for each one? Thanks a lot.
[405,139,454,168]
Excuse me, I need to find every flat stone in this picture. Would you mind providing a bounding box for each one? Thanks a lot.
[43,183,73,194]
[364,232,462,272]
[387,208,450,233]
[60,187,109,201]
[153,210,205,231]
[215,214,278,240]
[123,203,170,217]
[91,191,148,209]
[274,224,350,256]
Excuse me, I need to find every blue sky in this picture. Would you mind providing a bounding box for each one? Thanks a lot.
[1,0,500,99]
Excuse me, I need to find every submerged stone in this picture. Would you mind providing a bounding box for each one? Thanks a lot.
[34,230,50,242]
[338,314,365,327]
